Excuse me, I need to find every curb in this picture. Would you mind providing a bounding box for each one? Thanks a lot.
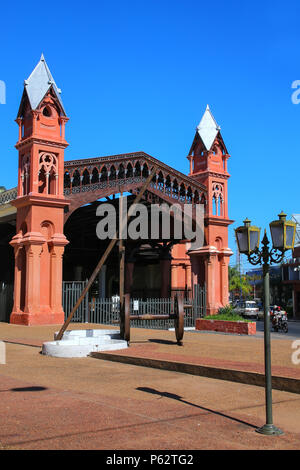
[90,352,300,395]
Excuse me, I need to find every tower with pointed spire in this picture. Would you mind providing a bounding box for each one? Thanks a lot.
[187,105,233,314]
[10,55,69,325]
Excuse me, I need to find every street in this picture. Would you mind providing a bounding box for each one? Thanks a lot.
[255,319,300,341]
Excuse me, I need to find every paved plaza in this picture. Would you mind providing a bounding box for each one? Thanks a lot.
[0,322,300,450]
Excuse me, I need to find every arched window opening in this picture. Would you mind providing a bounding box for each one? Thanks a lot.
[126,163,133,178]
[64,172,71,189]
[42,106,52,117]
[134,162,141,177]
[186,187,193,203]
[38,152,57,195]
[72,170,81,187]
[213,196,217,216]
[212,183,223,217]
[142,164,149,178]
[91,168,99,184]
[38,167,47,194]
[48,168,57,195]
[118,164,125,179]
[82,169,90,186]
[109,166,116,181]
[179,184,186,202]
[157,171,164,191]
[165,176,171,196]
[172,180,179,199]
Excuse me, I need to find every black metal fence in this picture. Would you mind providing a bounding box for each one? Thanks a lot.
[62,281,89,322]
[63,282,206,329]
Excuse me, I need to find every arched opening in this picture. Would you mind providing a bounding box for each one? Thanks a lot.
[64,171,71,189]
[82,169,90,186]
[109,166,116,181]
[38,168,47,194]
[72,170,81,187]
[91,167,99,184]
[134,162,141,177]
[118,164,125,179]
[172,179,178,199]
[42,106,52,117]
[179,183,186,202]
[48,168,57,195]
[100,166,108,182]
[142,164,149,178]
[164,176,171,197]
[186,187,193,203]
[157,171,164,191]
[126,163,133,178]
[213,195,217,215]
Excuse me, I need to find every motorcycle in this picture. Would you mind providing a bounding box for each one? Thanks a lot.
[271,308,288,333]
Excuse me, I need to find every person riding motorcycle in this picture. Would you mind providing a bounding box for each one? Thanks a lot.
[271,306,288,333]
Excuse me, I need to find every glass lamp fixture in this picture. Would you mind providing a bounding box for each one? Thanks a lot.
[269,211,296,251]
[235,218,260,255]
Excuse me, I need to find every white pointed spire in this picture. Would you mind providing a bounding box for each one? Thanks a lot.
[196,105,220,151]
[19,55,66,116]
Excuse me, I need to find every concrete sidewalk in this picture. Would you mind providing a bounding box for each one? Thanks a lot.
[0,322,300,450]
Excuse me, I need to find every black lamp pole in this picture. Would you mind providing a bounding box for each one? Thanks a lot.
[246,230,284,435]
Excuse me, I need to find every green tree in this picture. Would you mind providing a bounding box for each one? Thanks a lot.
[229,266,253,298]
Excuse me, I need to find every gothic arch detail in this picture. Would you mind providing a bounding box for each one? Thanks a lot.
[212,182,224,217]
[38,152,58,195]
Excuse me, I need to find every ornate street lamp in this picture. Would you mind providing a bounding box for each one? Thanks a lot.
[235,212,296,436]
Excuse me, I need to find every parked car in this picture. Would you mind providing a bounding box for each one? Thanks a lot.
[235,300,259,319]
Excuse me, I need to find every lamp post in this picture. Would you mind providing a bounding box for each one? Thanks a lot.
[235,212,296,436]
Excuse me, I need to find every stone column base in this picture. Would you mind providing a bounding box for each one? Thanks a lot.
[205,306,219,316]
[10,311,65,326]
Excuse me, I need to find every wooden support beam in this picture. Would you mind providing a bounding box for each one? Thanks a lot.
[119,191,125,338]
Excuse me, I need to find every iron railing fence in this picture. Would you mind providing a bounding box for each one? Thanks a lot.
[63,281,89,322]
[63,282,206,329]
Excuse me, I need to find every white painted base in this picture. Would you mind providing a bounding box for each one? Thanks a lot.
[42,329,128,358]
[168,327,195,331]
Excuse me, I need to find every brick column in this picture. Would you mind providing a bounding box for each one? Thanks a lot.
[23,242,43,315]
[205,252,217,315]
[49,242,66,323]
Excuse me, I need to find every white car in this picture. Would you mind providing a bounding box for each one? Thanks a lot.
[235,301,259,319]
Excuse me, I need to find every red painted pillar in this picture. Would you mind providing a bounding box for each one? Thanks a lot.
[49,241,68,321]
[205,252,218,315]
[10,55,70,325]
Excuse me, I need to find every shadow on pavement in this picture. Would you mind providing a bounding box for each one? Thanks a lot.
[136,386,258,430]
[0,386,48,393]
[148,339,178,345]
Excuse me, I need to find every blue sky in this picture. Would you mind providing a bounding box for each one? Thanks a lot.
[1,0,300,270]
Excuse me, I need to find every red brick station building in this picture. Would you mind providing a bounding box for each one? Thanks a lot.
[0,56,233,325]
